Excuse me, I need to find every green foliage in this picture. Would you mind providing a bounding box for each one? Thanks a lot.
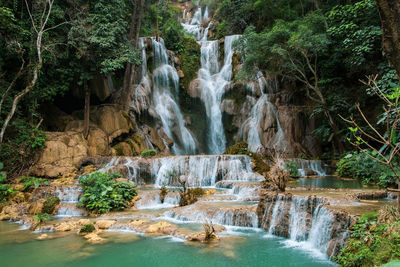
[224,141,248,155]
[0,162,15,202]
[179,37,201,92]
[336,151,398,187]
[141,149,157,158]
[335,212,400,266]
[19,176,49,192]
[80,223,95,234]
[0,121,47,175]
[42,196,60,214]
[33,213,50,227]
[284,161,301,178]
[327,0,381,72]
[79,172,137,214]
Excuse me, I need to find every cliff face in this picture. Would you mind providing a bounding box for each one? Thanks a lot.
[257,191,354,258]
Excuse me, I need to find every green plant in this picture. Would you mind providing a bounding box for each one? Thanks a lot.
[224,141,248,155]
[284,161,301,178]
[141,149,157,158]
[0,162,15,202]
[42,196,60,214]
[19,176,49,192]
[336,151,398,187]
[80,223,95,233]
[79,172,137,214]
[335,210,400,266]
[33,213,50,227]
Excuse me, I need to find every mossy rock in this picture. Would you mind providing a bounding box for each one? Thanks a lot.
[178,37,201,92]
[224,141,248,155]
[42,196,60,214]
[80,223,95,234]
[141,149,157,158]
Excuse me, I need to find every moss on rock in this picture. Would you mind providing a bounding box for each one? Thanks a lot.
[42,196,60,214]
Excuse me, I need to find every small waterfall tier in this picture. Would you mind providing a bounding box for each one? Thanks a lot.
[103,155,264,187]
[258,193,352,259]
[55,186,87,217]
[163,202,259,228]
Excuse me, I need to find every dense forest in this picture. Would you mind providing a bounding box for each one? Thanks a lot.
[1,0,400,266]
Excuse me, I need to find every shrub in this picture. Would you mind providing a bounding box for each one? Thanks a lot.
[0,162,15,202]
[42,196,60,214]
[335,209,400,266]
[78,172,137,214]
[19,176,49,192]
[80,223,95,234]
[336,151,398,187]
[224,141,248,155]
[284,161,301,178]
[33,213,50,227]
[141,149,157,157]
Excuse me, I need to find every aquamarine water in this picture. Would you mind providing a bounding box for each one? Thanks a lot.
[0,222,333,267]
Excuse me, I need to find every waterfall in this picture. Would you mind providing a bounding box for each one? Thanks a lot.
[296,159,329,176]
[55,186,87,217]
[239,72,287,154]
[163,207,259,228]
[150,37,197,155]
[259,194,352,259]
[182,6,239,154]
[105,155,264,187]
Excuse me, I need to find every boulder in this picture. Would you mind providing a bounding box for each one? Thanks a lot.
[91,105,134,143]
[30,131,88,178]
[95,220,116,230]
[84,232,105,244]
[55,221,78,232]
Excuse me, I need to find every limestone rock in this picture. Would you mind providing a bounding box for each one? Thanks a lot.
[37,234,49,240]
[55,221,78,232]
[84,232,105,244]
[91,105,133,143]
[30,131,88,178]
[188,79,202,98]
[221,99,237,115]
[95,220,116,230]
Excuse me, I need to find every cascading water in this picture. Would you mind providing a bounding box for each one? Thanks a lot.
[259,194,352,258]
[105,155,264,187]
[150,37,197,155]
[239,72,287,154]
[182,7,238,154]
[55,186,87,217]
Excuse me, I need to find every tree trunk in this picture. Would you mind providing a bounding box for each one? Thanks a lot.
[375,0,400,79]
[120,0,145,110]
[83,80,90,139]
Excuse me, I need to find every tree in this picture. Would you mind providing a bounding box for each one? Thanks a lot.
[0,0,60,147]
[375,0,400,79]
[236,13,344,153]
[121,0,145,110]
[342,75,400,211]
[68,0,141,136]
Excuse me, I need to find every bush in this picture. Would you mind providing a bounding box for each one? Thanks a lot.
[79,172,137,214]
[19,176,49,192]
[284,161,301,178]
[224,141,248,155]
[0,162,15,202]
[33,213,50,227]
[335,210,400,266]
[141,149,157,158]
[42,196,60,214]
[336,151,398,187]
[80,223,95,234]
